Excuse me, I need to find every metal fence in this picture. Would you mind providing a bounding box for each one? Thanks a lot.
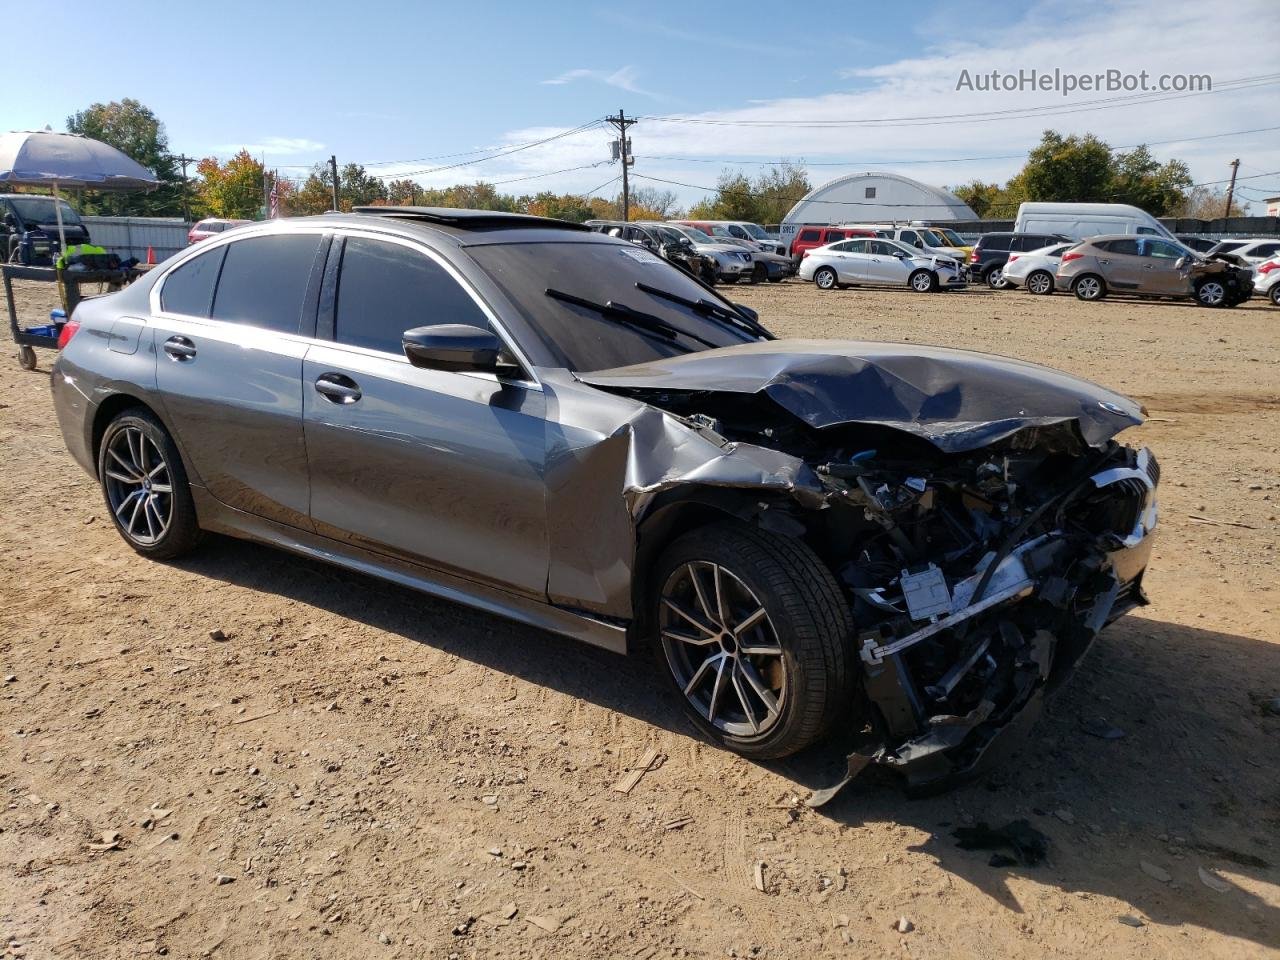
[81,216,192,262]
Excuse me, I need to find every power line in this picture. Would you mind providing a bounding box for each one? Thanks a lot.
[366,120,607,181]
[637,73,1280,128]
[631,123,1280,169]
[581,173,621,199]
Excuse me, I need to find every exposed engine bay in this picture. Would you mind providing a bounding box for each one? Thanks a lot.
[581,342,1160,796]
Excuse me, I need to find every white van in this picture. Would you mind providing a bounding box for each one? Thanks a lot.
[1014,202,1176,242]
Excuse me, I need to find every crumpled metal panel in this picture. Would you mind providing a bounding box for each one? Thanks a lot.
[579,339,1145,452]
[542,373,824,617]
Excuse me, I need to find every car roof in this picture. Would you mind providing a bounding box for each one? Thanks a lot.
[263,207,601,248]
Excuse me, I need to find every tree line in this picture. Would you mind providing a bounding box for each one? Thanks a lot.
[37,99,1248,225]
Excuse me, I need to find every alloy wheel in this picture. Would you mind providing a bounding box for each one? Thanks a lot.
[103,426,174,545]
[1076,276,1102,300]
[1197,281,1225,306]
[659,561,786,738]
[815,268,836,290]
[987,268,1007,289]
[911,271,934,292]
[1028,272,1053,295]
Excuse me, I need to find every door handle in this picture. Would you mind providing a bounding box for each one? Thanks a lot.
[163,335,197,361]
[314,373,361,404]
[1098,259,1110,265]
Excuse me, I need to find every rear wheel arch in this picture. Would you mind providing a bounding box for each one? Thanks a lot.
[91,394,195,484]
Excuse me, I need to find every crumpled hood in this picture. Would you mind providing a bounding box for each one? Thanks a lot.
[578,339,1144,453]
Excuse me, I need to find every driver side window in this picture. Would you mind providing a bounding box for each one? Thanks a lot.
[334,237,491,355]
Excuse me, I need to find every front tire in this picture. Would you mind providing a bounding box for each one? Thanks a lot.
[909,269,938,293]
[1074,274,1106,301]
[652,522,853,760]
[98,409,202,560]
[1026,270,1054,295]
[814,266,838,291]
[1194,278,1228,308]
[986,266,1009,289]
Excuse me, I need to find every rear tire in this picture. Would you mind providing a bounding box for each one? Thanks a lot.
[1270,285,1280,307]
[1074,274,1106,301]
[98,408,202,560]
[814,267,838,291]
[651,521,853,760]
[986,266,1008,289]
[1026,270,1054,295]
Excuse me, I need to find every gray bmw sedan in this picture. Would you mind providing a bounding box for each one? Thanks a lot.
[51,208,1158,795]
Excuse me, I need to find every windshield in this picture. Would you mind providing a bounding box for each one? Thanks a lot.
[934,227,964,246]
[919,229,947,247]
[468,240,767,372]
[741,223,768,239]
[9,196,84,227]
[676,226,715,242]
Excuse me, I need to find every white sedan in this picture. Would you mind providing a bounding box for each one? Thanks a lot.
[1002,242,1076,295]
[1253,256,1280,306]
[797,237,966,293]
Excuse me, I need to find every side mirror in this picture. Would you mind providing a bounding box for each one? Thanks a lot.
[402,324,521,376]
[913,240,923,248]
[894,250,909,258]
[1174,256,1187,269]
[732,303,759,323]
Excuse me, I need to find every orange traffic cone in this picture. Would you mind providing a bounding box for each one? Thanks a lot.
[146,246,155,265]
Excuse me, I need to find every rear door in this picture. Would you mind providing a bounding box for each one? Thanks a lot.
[152,231,326,529]
[1095,238,1144,290]
[303,232,549,597]
[825,239,865,281]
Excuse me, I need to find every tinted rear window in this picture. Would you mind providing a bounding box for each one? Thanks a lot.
[160,246,226,317]
[980,235,1012,251]
[211,234,321,334]
[798,229,820,242]
[335,237,490,354]
[1106,238,1141,255]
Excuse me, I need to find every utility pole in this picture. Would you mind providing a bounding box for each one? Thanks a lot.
[329,155,340,212]
[606,109,636,220]
[1223,158,1240,218]
[173,153,196,223]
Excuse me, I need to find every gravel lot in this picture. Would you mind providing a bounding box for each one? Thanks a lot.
[2,276,1277,959]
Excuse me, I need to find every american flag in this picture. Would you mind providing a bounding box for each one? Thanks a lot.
[269,179,279,219]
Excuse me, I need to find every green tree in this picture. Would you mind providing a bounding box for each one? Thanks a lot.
[686,163,809,224]
[196,151,268,219]
[1109,145,1192,216]
[951,180,1003,218]
[65,98,186,216]
[1019,131,1114,203]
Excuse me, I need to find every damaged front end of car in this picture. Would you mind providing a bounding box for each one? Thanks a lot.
[581,341,1159,796]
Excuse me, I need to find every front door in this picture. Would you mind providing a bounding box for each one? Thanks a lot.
[1141,238,1192,294]
[303,234,549,598]
[152,231,326,530]
[866,241,912,284]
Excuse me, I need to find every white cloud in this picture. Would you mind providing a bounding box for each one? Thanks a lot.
[541,65,658,99]
[216,136,325,156]
[377,0,1280,209]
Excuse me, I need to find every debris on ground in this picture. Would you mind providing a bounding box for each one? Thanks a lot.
[896,917,915,933]
[1117,915,1145,928]
[209,629,227,642]
[1080,716,1127,739]
[611,747,664,795]
[214,874,235,885]
[953,819,1050,866]
[1054,809,1076,825]
[1197,866,1231,893]
[1140,860,1171,883]
[753,861,767,893]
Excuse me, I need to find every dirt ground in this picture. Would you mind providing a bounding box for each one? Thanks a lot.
[1,275,1277,960]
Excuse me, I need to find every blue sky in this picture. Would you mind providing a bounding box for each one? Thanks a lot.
[5,0,1278,209]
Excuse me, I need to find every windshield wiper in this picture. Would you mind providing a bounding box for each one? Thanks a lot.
[633,282,772,339]
[544,288,718,350]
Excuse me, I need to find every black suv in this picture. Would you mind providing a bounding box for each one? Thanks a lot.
[970,232,1070,289]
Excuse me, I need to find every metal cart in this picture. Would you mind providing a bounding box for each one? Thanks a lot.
[4,263,143,370]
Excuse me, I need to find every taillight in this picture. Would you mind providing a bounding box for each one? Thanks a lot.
[1007,254,1019,263]
[969,250,979,262]
[57,320,80,349]
[1259,260,1278,275]
[801,250,810,259]
[1060,251,1084,264]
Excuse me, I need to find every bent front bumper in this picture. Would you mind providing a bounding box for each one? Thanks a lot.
[812,455,1159,802]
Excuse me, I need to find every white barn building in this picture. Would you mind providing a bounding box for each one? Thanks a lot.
[779,171,977,246]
